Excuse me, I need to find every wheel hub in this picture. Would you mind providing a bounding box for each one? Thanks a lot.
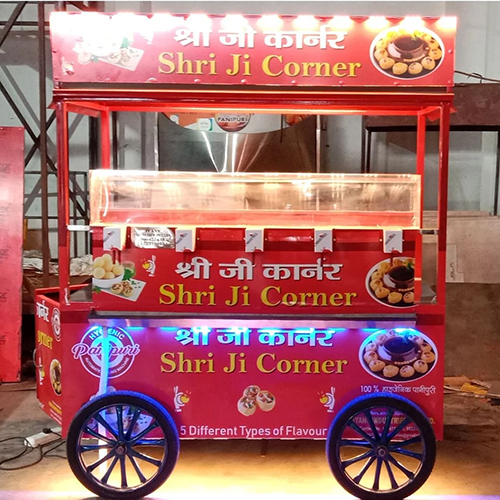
[115,443,127,455]
[376,446,388,458]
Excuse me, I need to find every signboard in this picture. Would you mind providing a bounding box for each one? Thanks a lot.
[0,127,24,382]
[50,13,456,87]
[43,312,443,439]
[91,229,419,314]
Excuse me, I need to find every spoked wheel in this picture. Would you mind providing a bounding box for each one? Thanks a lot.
[67,391,179,499]
[326,394,436,500]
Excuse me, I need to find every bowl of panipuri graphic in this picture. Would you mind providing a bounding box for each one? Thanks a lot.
[359,329,437,383]
[92,253,124,288]
[370,26,445,79]
[366,257,415,308]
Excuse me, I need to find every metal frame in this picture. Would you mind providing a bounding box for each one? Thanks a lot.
[361,123,500,216]
[53,87,452,318]
[0,1,100,286]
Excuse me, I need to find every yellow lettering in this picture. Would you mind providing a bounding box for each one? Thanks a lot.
[262,55,283,77]
[257,353,275,373]
[345,292,357,305]
[348,62,362,77]
[322,359,336,374]
[332,62,348,77]
[336,359,348,373]
[160,352,176,373]
[261,286,281,306]
[159,284,176,305]
[158,52,175,74]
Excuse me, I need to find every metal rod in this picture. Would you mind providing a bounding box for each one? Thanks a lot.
[101,110,111,169]
[84,172,90,254]
[0,80,37,142]
[361,117,366,173]
[112,111,118,168]
[71,173,78,257]
[0,2,26,49]
[437,104,451,309]
[38,2,50,287]
[494,131,500,216]
[366,130,372,173]
[315,115,321,173]
[24,111,56,168]
[414,113,427,305]
[89,117,99,169]
[56,102,70,306]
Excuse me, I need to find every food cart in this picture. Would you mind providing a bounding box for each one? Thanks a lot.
[35,11,456,500]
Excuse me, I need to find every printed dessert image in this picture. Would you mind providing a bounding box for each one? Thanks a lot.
[237,385,276,417]
[371,27,444,79]
[50,359,62,396]
[359,329,437,382]
[366,257,415,308]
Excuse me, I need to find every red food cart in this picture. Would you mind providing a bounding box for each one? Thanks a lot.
[35,11,456,500]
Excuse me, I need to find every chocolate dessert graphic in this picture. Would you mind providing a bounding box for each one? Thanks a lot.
[371,27,444,79]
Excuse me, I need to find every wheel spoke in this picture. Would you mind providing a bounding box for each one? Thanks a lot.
[391,448,423,461]
[364,409,380,440]
[87,449,116,473]
[119,455,128,488]
[372,457,382,491]
[341,449,373,469]
[84,426,116,445]
[79,444,113,453]
[386,453,415,479]
[128,448,162,468]
[128,454,147,484]
[381,409,394,442]
[116,406,124,440]
[94,412,119,439]
[339,439,372,448]
[353,456,376,484]
[384,458,399,490]
[387,417,411,442]
[130,421,159,444]
[135,438,166,447]
[101,455,119,484]
[390,436,421,449]
[348,421,375,446]
[125,407,141,440]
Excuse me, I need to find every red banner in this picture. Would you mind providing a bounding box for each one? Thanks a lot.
[34,298,444,439]
[50,13,456,87]
[91,228,419,314]
[0,127,24,382]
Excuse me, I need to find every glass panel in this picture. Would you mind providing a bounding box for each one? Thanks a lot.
[90,171,421,229]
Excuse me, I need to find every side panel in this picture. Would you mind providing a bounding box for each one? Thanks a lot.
[62,319,444,439]
[35,295,64,425]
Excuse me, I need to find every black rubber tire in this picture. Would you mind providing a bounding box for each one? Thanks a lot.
[326,393,436,500]
[67,391,179,499]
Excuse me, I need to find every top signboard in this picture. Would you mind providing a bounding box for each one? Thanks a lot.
[50,13,456,87]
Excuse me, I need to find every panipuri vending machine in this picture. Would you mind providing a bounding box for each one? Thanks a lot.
[34,11,456,499]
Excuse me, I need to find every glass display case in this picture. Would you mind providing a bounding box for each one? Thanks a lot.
[90,171,421,229]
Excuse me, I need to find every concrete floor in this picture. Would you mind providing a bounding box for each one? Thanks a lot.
[1,381,500,499]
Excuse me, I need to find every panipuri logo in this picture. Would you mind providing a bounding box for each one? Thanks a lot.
[71,326,140,379]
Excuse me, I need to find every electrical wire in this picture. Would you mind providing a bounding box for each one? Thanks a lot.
[0,431,66,471]
[455,70,500,83]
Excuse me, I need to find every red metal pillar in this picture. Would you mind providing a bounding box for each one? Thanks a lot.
[56,101,70,306]
[414,112,427,304]
[437,103,451,307]
[101,109,111,169]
